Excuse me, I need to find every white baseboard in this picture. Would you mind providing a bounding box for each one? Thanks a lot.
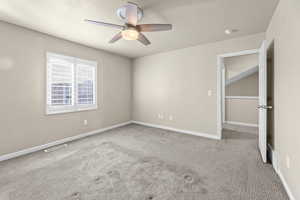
[0,120,220,162]
[269,147,296,200]
[224,121,259,128]
[132,121,221,140]
[277,170,296,200]
[268,144,278,173]
[0,121,132,162]
[1,120,295,199]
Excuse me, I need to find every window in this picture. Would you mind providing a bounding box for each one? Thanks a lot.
[47,53,97,114]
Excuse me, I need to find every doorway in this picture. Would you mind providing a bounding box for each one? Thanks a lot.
[217,41,269,162]
[222,53,259,134]
[217,49,260,138]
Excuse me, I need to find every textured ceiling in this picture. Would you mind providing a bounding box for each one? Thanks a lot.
[0,0,279,58]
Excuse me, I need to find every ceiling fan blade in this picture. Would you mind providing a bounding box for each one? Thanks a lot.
[84,19,124,30]
[125,2,138,26]
[137,24,172,32]
[137,33,151,46]
[109,32,123,43]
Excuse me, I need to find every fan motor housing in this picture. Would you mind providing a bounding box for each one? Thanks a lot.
[117,5,143,22]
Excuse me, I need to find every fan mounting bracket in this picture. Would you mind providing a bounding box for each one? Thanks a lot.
[117,5,143,22]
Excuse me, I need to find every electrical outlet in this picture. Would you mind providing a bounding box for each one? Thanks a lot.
[169,115,173,121]
[84,120,88,126]
[286,155,290,169]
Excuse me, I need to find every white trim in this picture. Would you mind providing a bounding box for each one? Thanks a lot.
[46,105,98,115]
[269,147,296,200]
[222,67,226,124]
[226,65,259,86]
[224,121,259,127]
[46,52,98,115]
[277,170,296,200]
[132,121,221,140]
[268,144,278,173]
[0,120,222,162]
[219,49,259,58]
[225,96,259,100]
[217,56,224,138]
[0,121,132,162]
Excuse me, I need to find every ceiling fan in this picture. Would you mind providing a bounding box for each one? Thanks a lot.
[84,2,172,46]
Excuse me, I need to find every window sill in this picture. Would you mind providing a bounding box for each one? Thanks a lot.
[46,106,98,115]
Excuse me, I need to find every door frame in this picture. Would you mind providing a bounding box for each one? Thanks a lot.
[217,49,260,139]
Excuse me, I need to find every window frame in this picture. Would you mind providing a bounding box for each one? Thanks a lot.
[46,52,98,115]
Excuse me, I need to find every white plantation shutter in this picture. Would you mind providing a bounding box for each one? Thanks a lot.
[46,53,97,114]
[76,59,97,109]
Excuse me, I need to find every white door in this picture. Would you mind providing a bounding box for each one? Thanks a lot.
[258,41,267,163]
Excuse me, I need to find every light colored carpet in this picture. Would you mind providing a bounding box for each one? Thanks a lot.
[0,124,288,200]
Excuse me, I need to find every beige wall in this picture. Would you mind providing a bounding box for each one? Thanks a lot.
[225,54,258,80]
[0,22,132,156]
[226,72,258,96]
[266,0,300,198]
[225,99,258,125]
[133,33,264,136]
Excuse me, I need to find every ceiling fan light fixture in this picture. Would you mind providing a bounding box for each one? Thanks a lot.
[122,28,139,40]
[85,2,172,45]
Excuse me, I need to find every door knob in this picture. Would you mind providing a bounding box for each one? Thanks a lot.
[257,105,273,110]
